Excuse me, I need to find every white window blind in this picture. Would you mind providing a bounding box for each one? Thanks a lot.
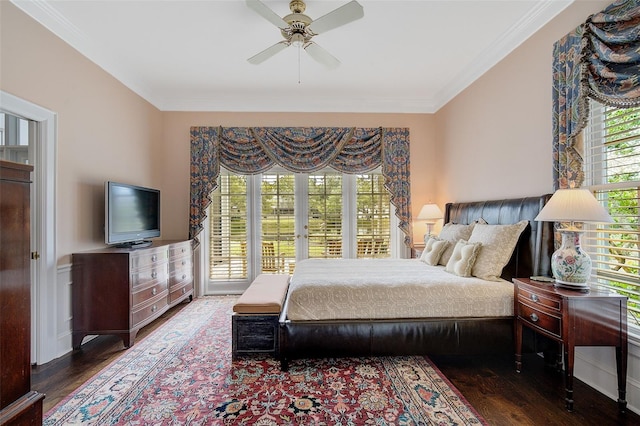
[261,172,296,273]
[307,172,343,259]
[584,101,640,326]
[207,168,395,286]
[208,172,248,280]
[356,173,391,258]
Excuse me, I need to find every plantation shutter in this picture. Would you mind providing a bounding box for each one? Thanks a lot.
[583,101,640,324]
[209,173,248,280]
[356,173,391,258]
[260,172,296,273]
[307,172,343,259]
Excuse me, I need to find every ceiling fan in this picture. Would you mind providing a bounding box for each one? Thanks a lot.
[246,0,364,69]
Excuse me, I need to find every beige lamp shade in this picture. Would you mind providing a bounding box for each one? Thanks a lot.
[535,189,612,227]
[417,203,443,222]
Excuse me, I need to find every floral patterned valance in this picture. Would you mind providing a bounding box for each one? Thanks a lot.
[189,126,411,248]
[553,0,640,189]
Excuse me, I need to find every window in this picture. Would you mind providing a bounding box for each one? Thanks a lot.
[307,172,343,258]
[261,172,295,273]
[356,173,391,258]
[206,167,395,289]
[0,113,30,164]
[208,173,248,280]
[584,101,640,329]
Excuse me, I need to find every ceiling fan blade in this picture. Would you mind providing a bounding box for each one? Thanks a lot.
[248,41,289,65]
[304,42,340,69]
[246,0,289,29]
[307,0,364,35]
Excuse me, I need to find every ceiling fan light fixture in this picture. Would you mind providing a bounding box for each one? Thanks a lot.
[290,33,305,47]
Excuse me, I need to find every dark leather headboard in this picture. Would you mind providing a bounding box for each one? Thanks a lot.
[444,194,554,281]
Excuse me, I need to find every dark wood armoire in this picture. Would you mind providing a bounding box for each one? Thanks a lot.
[0,160,45,425]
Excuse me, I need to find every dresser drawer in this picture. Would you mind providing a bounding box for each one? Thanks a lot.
[518,301,562,338]
[518,287,561,313]
[132,281,168,308]
[131,264,168,288]
[169,241,191,260]
[130,247,168,270]
[132,294,168,327]
[169,282,193,304]
[170,266,192,287]
[171,256,192,269]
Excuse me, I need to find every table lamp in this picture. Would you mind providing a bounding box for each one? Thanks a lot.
[417,203,443,237]
[534,188,612,290]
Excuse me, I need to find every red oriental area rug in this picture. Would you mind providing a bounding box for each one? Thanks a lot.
[44,297,487,425]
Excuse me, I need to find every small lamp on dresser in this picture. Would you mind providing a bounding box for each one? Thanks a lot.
[417,203,443,238]
[534,188,612,290]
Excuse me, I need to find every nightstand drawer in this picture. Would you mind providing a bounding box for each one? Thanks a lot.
[517,287,561,312]
[518,302,561,338]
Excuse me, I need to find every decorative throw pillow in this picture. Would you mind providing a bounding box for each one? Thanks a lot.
[437,223,476,266]
[445,240,482,277]
[468,220,529,281]
[420,237,449,266]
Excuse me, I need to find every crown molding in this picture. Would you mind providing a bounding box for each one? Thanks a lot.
[10,0,573,114]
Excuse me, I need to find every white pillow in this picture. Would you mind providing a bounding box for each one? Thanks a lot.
[420,237,449,266]
[468,220,529,281]
[445,240,482,277]
[437,223,476,266]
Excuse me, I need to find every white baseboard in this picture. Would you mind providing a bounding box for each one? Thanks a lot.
[54,264,73,360]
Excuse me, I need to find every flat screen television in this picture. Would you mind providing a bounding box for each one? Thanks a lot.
[105,181,160,248]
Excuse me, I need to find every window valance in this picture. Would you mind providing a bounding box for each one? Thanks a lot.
[189,126,412,247]
[553,0,640,188]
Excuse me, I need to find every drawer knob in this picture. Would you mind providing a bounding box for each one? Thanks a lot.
[151,305,157,313]
[530,313,539,322]
[151,255,157,262]
[531,294,539,303]
[151,271,158,279]
[182,274,187,280]
[152,287,157,296]
[182,260,187,266]
[182,288,186,294]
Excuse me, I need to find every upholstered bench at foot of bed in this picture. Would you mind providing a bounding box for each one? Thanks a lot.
[232,274,290,359]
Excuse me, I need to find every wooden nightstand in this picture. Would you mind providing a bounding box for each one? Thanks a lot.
[513,278,628,413]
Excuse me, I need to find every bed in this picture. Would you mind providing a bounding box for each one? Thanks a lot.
[278,195,554,369]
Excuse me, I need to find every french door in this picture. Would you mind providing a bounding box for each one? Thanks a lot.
[205,167,391,293]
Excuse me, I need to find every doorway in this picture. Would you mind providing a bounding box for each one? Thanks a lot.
[0,91,57,365]
[204,167,393,294]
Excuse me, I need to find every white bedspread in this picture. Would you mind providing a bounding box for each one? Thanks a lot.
[285,258,514,321]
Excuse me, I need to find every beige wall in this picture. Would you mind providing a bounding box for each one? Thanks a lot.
[0,0,615,262]
[435,0,612,205]
[0,2,437,260]
[161,112,437,243]
[1,2,163,263]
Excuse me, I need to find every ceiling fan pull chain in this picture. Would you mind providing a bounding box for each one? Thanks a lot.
[298,44,301,84]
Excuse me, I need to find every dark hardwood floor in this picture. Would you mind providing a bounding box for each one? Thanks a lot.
[32,302,638,425]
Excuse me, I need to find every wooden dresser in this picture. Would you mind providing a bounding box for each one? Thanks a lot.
[513,278,628,412]
[0,160,45,425]
[72,240,193,349]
